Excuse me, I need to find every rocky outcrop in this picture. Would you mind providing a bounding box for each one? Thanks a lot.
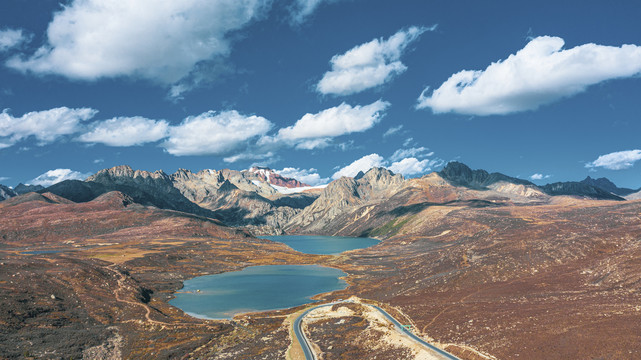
[0,184,17,201]
[440,162,623,201]
[540,181,624,201]
[285,167,404,234]
[245,167,310,188]
[580,176,636,196]
[25,163,634,235]
[44,166,219,219]
[14,183,45,194]
[169,168,312,231]
[625,190,641,200]
[439,161,534,190]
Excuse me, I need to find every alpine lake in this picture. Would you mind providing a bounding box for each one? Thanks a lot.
[169,235,378,319]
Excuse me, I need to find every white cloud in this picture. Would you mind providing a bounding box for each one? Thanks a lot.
[29,168,91,187]
[7,0,269,84]
[585,149,641,170]
[383,125,403,137]
[289,0,340,25]
[403,137,415,147]
[0,176,9,182]
[390,147,433,162]
[276,167,329,186]
[163,110,272,156]
[0,107,97,148]
[277,100,389,147]
[317,26,432,95]
[529,173,551,180]
[417,36,641,115]
[0,28,30,52]
[93,159,104,164]
[388,157,431,176]
[78,116,169,146]
[294,138,332,150]
[332,153,385,179]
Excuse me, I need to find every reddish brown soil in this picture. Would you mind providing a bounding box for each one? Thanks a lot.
[3,191,641,359]
[0,192,323,359]
[328,199,641,359]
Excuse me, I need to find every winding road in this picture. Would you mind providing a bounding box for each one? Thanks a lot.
[293,301,460,360]
[371,305,460,360]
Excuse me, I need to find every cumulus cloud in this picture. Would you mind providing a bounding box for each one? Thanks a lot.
[78,117,169,146]
[0,28,30,52]
[332,148,443,180]
[7,0,269,84]
[332,153,385,179]
[529,173,551,180]
[388,157,433,176]
[417,36,641,115]
[29,168,91,187]
[276,167,329,186]
[0,107,97,148]
[317,26,432,95]
[276,100,389,148]
[585,149,641,170]
[390,147,433,162]
[163,110,272,156]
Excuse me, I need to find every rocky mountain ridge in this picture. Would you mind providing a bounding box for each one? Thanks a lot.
[246,166,310,188]
[2,162,637,235]
[14,183,45,194]
[580,176,637,196]
[0,184,17,201]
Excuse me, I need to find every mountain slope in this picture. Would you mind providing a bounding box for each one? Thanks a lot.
[14,183,45,194]
[285,167,405,234]
[540,181,624,201]
[439,161,534,189]
[41,166,220,219]
[0,184,17,201]
[580,176,636,196]
[245,166,310,189]
[171,168,315,232]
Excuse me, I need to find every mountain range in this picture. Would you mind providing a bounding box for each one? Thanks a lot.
[1,161,636,234]
[3,161,641,359]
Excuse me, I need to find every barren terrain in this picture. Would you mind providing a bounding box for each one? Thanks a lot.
[2,183,641,359]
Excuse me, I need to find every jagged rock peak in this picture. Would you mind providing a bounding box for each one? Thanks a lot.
[171,168,195,181]
[440,162,482,183]
[580,176,635,196]
[439,161,532,190]
[14,183,45,195]
[540,181,625,201]
[87,165,169,182]
[218,180,239,193]
[359,167,403,182]
[0,184,18,201]
[245,167,310,188]
[90,165,134,178]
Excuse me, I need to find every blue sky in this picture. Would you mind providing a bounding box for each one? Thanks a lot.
[1,0,641,188]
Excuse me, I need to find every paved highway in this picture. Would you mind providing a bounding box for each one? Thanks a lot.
[293,301,460,360]
[293,302,339,360]
[371,305,460,360]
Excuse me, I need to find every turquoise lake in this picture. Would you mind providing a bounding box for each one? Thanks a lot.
[169,265,347,320]
[261,235,379,255]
